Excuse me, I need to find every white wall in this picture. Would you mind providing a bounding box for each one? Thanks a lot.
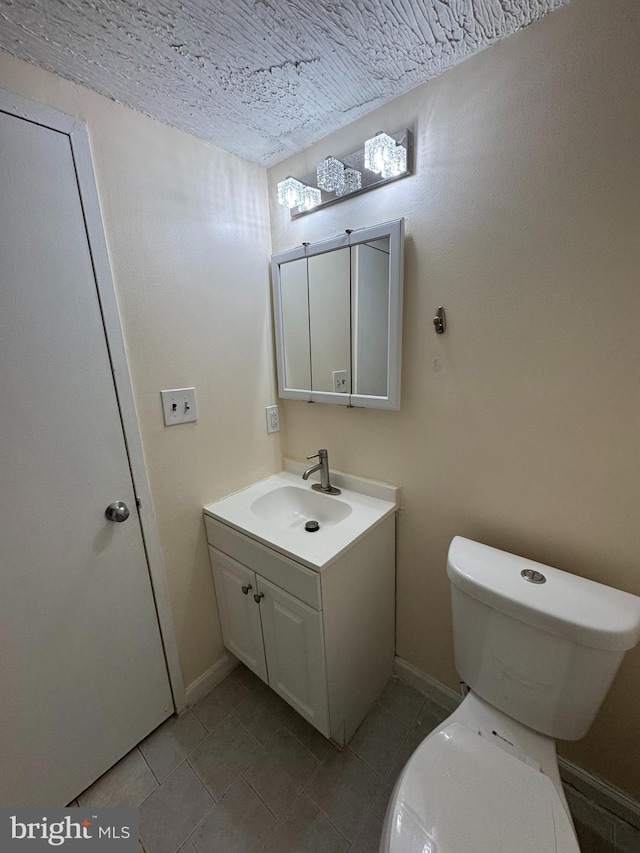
[0,49,281,690]
[269,0,640,800]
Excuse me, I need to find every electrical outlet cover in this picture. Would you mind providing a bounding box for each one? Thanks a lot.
[266,405,279,433]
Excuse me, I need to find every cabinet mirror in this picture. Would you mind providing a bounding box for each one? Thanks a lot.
[271,219,404,409]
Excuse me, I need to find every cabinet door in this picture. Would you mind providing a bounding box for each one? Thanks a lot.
[258,576,330,737]
[209,548,268,683]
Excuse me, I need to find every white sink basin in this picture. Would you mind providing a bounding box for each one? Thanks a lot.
[204,471,397,570]
[250,485,352,530]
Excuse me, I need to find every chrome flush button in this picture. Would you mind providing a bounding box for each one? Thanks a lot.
[521,568,546,584]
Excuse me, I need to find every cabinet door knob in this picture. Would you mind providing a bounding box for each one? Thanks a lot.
[241,584,252,595]
[253,592,264,604]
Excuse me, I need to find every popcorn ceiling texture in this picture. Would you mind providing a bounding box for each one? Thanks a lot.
[0,0,567,165]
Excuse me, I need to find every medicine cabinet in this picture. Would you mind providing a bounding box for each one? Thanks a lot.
[271,218,404,409]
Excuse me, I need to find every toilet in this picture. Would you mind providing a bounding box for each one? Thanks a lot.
[380,536,640,853]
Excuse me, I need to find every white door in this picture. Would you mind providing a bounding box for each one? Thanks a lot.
[209,549,268,682]
[258,576,330,736]
[0,105,173,806]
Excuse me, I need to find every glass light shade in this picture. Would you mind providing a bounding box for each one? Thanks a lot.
[382,144,407,179]
[364,132,397,175]
[277,177,307,209]
[336,168,362,196]
[297,185,322,211]
[317,156,345,193]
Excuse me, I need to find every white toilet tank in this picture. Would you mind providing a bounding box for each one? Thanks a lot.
[448,537,640,741]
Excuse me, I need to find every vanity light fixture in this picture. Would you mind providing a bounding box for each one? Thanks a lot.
[364,131,408,178]
[297,185,322,211]
[337,167,362,196]
[277,177,321,211]
[276,128,413,218]
[316,156,346,194]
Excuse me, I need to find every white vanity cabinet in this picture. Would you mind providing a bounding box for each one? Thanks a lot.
[204,509,395,745]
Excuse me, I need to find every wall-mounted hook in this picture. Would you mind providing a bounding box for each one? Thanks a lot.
[433,306,446,334]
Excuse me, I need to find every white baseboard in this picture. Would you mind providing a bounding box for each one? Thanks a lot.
[184,652,239,707]
[393,656,461,713]
[394,656,640,831]
[558,755,640,832]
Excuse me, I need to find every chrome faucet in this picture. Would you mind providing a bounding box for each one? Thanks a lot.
[302,449,341,495]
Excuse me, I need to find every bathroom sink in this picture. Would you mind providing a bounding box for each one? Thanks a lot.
[204,470,398,570]
[249,485,352,530]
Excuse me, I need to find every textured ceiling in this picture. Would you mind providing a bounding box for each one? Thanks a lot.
[0,0,568,165]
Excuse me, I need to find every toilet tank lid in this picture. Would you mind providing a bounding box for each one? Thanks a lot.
[447,537,640,651]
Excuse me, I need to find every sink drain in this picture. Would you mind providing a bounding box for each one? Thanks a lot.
[305,520,320,533]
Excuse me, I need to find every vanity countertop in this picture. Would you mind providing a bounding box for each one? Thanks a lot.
[204,470,398,570]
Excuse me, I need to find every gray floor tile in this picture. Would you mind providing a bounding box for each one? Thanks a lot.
[231,663,264,693]
[176,842,197,853]
[305,747,380,842]
[139,763,213,853]
[189,713,261,801]
[565,785,614,852]
[574,821,614,853]
[78,748,158,808]
[191,675,251,732]
[244,728,319,819]
[349,816,384,853]
[420,694,453,723]
[614,817,640,853]
[377,677,425,727]
[262,794,349,853]
[191,778,277,853]
[286,713,332,762]
[369,753,407,822]
[399,707,444,759]
[140,710,207,782]
[349,705,408,777]
[233,683,294,745]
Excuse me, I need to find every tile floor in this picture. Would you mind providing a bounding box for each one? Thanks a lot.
[74,668,640,853]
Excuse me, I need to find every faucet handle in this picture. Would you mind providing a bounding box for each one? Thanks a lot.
[306,448,327,460]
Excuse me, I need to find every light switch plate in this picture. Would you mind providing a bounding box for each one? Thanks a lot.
[161,388,198,426]
[332,370,348,393]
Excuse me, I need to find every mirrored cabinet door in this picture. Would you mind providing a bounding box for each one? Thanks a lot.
[279,257,310,390]
[351,238,390,398]
[271,218,404,410]
[308,247,351,394]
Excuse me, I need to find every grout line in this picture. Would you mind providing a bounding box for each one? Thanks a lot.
[137,743,162,787]
[184,756,219,806]
[255,792,302,853]
[241,771,281,821]
[178,789,219,853]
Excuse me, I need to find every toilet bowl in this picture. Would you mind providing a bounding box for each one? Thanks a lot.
[380,536,640,853]
[381,692,579,852]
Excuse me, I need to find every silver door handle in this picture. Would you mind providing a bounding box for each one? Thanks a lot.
[105,501,130,522]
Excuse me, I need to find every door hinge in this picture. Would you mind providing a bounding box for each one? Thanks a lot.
[135,496,142,509]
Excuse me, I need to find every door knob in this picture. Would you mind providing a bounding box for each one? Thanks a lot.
[241,584,253,595]
[105,501,130,522]
[253,592,264,604]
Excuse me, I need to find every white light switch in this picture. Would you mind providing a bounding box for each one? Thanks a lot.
[332,370,348,393]
[161,388,198,426]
